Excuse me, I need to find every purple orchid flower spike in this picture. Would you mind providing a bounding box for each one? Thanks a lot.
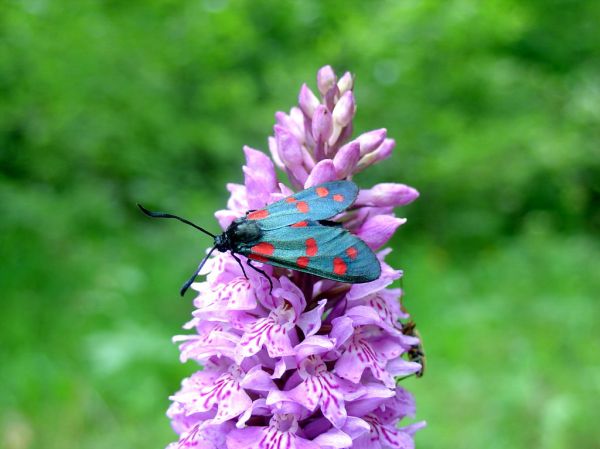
[165,66,425,448]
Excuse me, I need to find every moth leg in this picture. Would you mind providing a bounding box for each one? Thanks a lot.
[230,251,249,279]
[246,259,274,294]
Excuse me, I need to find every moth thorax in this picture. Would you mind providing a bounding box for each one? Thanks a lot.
[232,220,261,243]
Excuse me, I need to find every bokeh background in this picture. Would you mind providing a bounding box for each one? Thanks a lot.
[1,1,599,448]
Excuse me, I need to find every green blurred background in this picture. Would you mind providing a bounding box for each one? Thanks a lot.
[1,0,599,448]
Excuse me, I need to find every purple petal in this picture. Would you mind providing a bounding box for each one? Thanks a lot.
[345,388,397,418]
[214,209,239,230]
[337,71,354,95]
[335,333,398,387]
[387,358,423,377]
[304,159,337,188]
[276,276,306,317]
[169,421,234,449]
[220,182,248,217]
[356,183,419,208]
[240,367,277,392]
[268,136,285,169]
[194,277,259,313]
[374,387,416,423]
[243,146,277,210]
[295,335,336,359]
[266,379,318,412]
[356,138,395,172]
[354,128,387,156]
[278,182,294,196]
[275,125,303,166]
[341,416,371,439]
[226,427,265,449]
[228,415,322,449]
[323,295,347,325]
[334,349,365,384]
[267,360,349,428]
[344,306,385,326]
[356,215,406,249]
[236,315,296,361]
[272,356,294,379]
[346,271,400,302]
[333,141,360,178]
[209,385,253,424]
[312,427,353,448]
[332,91,356,127]
[401,421,427,436]
[371,336,404,360]
[174,329,239,363]
[312,104,333,142]
[330,316,355,348]
[360,291,406,330]
[319,375,349,428]
[236,398,269,428]
[354,419,416,449]
[275,125,308,186]
[299,83,321,117]
[297,299,326,337]
[275,109,305,143]
[317,65,337,96]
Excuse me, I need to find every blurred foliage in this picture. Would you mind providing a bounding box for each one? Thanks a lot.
[0,0,598,448]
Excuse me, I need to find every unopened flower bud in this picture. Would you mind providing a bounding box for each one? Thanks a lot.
[332,91,356,127]
[356,183,420,207]
[298,83,320,118]
[355,138,395,172]
[311,105,332,142]
[356,128,387,156]
[304,159,337,188]
[317,65,337,96]
[337,71,354,95]
[333,141,360,178]
[357,215,407,249]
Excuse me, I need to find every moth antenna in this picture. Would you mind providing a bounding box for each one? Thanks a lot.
[137,203,217,238]
[180,245,219,296]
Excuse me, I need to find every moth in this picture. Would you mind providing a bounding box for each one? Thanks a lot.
[139,180,381,296]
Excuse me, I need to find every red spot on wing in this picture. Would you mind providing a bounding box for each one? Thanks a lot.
[247,209,269,220]
[296,256,309,268]
[251,242,275,256]
[305,238,318,257]
[333,194,344,202]
[346,247,358,259]
[291,221,308,227]
[249,254,268,263]
[316,187,329,197]
[296,201,309,213]
[286,197,297,203]
[333,257,347,275]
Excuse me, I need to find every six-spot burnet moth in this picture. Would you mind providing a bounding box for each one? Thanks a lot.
[138,180,381,296]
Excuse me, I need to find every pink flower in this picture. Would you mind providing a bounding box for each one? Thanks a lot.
[165,66,425,448]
